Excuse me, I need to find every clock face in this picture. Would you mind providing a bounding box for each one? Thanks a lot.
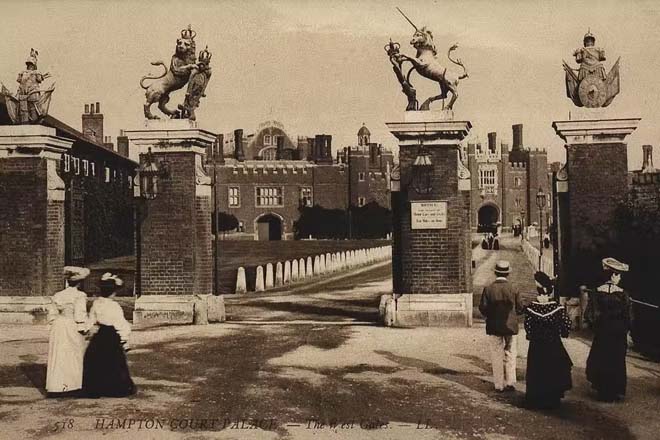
[578,75,607,108]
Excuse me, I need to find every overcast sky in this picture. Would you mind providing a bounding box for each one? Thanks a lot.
[2,0,659,168]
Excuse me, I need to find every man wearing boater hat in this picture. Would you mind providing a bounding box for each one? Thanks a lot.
[479,260,525,392]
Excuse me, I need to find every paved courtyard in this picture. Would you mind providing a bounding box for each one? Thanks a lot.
[0,238,658,440]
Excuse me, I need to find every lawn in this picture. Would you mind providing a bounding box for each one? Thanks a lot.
[86,239,390,297]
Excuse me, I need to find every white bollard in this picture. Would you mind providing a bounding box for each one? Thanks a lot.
[255,266,265,292]
[306,256,313,277]
[341,251,346,269]
[299,258,306,279]
[275,262,283,286]
[265,263,274,289]
[319,254,326,274]
[235,267,247,294]
[291,259,299,282]
[284,260,291,284]
[325,253,332,271]
[314,255,321,275]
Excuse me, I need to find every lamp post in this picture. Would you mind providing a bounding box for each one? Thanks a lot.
[536,186,547,271]
[520,208,526,239]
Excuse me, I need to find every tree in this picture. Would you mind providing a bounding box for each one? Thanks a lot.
[212,211,239,236]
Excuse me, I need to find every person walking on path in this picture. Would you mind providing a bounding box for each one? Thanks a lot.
[46,266,90,398]
[82,273,136,398]
[479,260,525,392]
[585,257,632,402]
[524,271,573,409]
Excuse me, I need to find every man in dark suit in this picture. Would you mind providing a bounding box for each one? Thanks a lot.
[479,260,525,392]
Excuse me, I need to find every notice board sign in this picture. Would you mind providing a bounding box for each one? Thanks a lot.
[410,201,447,230]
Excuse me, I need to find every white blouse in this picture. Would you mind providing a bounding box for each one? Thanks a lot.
[86,297,131,342]
[47,286,88,332]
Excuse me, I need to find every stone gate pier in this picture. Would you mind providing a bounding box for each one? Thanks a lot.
[385,111,473,327]
[0,126,72,323]
[126,119,223,325]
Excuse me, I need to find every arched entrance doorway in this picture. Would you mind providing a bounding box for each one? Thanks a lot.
[256,214,283,241]
[477,204,499,233]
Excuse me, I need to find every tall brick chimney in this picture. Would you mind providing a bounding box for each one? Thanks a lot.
[276,135,284,160]
[487,132,497,153]
[642,144,656,173]
[234,129,244,161]
[512,124,523,151]
[82,101,103,145]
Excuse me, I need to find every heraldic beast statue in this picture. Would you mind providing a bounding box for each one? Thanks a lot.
[140,25,212,121]
[386,8,468,112]
[563,30,620,108]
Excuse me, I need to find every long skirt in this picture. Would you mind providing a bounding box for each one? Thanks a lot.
[525,337,573,409]
[46,316,85,394]
[83,325,135,398]
[586,322,627,400]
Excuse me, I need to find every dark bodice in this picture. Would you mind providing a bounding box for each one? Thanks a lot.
[585,286,631,330]
[524,301,572,342]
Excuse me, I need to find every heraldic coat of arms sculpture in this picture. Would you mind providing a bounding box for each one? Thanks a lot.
[140,25,212,121]
[563,30,620,108]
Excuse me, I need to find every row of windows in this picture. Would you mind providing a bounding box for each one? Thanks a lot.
[228,186,313,208]
[479,168,497,188]
[263,135,281,146]
[62,153,131,186]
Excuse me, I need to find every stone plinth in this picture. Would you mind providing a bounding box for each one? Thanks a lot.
[394,293,473,327]
[126,120,217,324]
[0,126,72,323]
[386,113,473,327]
[552,117,640,294]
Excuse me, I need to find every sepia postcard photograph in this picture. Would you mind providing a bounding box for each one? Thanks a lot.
[0,0,659,439]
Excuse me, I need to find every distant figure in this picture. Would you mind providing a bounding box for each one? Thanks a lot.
[479,260,524,392]
[83,273,136,398]
[585,257,631,402]
[46,266,90,398]
[543,233,550,249]
[524,271,573,409]
[487,233,494,250]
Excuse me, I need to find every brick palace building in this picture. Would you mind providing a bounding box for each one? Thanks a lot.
[208,121,394,240]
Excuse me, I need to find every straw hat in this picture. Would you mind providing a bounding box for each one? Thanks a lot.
[494,260,511,276]
[63,266,90,282]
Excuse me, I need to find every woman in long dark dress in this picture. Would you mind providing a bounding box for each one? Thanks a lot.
[83,273,136,398]
[585,257,631,402]
[524,271,573,409]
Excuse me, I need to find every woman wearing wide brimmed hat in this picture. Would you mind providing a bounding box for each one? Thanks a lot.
[523,271,573,409]
[46,266,90,397]
[585,257,632,402]
[82,273,136,398]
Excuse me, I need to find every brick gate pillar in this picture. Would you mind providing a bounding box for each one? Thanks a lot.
[0,126,73,323]
[386,113,473,327]
[125,120,217,324]
[552,117,640,295]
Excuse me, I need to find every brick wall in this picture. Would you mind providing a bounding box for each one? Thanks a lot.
[396,145,470,294]
[0,157,64,296]
[140,152,200,295]
[562,142,629,291]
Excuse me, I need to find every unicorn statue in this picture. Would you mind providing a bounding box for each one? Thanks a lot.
[388,8,468,111]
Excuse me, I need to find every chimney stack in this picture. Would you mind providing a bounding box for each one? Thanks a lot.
[84,104,89,114]
[512,124,523,151]
[96,102,100,114]
[276,135,284,160]
[487,132,497,153]
[642,145,656,173]
[234,129,245,161]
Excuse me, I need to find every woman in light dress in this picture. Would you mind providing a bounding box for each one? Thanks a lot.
[46,266,90,398]
[83,272,136,398]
